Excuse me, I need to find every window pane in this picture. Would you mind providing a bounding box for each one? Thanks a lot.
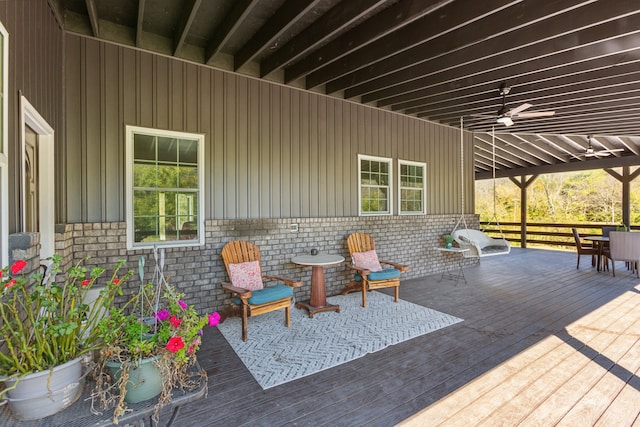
[133,163,156,187]
[157,137,178,162]
[179,139,198,163]
[134,134,156,161]
[157,164,178,188]
[178,164,198,188]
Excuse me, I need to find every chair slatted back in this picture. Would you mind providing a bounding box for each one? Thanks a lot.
[221,240,263,280]
[347,232,376,256]
[609,232,640,262]
[571,227,583,247]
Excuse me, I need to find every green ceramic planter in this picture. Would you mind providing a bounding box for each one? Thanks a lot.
[106,355,163,403]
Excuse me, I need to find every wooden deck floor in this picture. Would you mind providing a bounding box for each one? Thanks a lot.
[185,248,640,426]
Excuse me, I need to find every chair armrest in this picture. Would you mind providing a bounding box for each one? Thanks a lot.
[379,260,410,273]
[221,282,252,301]
[346,263,371,276]
[262,275,303,288]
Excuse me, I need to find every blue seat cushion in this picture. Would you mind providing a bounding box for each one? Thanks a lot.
[365,268,401,281]
[234,284,293,305]
[368,268,400,281]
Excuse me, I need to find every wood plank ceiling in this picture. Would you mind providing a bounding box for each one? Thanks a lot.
[50,0,640,179]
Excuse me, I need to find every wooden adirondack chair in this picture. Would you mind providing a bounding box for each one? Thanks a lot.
[341,232,410,307]
[220,240,302,341]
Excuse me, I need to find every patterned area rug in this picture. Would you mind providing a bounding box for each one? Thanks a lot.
[218,291,463,389]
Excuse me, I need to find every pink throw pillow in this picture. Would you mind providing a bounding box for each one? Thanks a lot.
[352,250,382,272]
[228,260,264,290]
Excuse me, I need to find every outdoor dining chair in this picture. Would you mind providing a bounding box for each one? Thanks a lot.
[602,231,640,278]
[571,228,597,269]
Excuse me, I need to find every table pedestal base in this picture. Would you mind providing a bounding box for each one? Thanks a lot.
[296,301,340,318]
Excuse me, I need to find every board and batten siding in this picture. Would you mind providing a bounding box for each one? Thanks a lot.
[64,34,473,223]
[0,0,64,233]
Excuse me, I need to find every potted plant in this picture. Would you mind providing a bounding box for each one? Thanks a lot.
[91,255,220,424]
[443,234,455,249]
[0,254,131,420]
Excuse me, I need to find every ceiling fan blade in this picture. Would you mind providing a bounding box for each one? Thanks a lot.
[506,103,532,116]
[585,151,612,157]
[599,148,624,153]
[515,111,555,118]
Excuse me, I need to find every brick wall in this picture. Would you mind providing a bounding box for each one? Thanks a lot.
[8,232,41,275]
[51,215,479,314]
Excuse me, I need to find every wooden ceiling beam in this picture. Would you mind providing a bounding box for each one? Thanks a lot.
[85,0,100,37]
[135,0,146,47]
[368,20,640,107]
[260,0,388,78]
[234,0,321,71]
[393,56,640,112]
[294,0,458,87]
[340,1,636,98]
[205,0,260,65]
[404,69,640,118]
[476,154,640,180]
[173,0,202,57]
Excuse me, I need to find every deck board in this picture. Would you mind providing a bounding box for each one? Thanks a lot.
[180,248,640,426]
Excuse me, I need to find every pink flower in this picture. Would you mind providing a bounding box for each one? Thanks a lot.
[188,346,194,353]
[178,300,187,310]
[155,309,170,321]
[208,312,220,327]
[10,260,27,275]
[166,336,185,353]
[169,315,182,327]
[81,279,91,287]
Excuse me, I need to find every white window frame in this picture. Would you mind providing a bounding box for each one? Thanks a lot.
[398,159,426,215]
[358,154,393,216]
[0,22,8,266]
[125,126,205,250]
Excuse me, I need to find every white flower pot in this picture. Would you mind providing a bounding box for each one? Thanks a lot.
[2,356,86,420]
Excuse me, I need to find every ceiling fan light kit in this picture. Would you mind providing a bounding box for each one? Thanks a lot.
[496,116,513,126]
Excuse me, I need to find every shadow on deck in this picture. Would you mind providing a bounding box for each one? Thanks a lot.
[183,247,640,426]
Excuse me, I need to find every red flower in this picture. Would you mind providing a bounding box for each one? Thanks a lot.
[10,260,27,275]
[169,315,182,327]
[4,279,16,288]
[166,336,185,353]
[112,278,120,285]
[81,279,91,287]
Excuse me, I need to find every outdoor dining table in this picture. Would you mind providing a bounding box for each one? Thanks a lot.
[583,235,609,271]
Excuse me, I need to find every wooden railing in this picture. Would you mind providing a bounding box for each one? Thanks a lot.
[479,222,637,249]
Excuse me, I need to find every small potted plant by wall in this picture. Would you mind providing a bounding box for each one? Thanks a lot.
[443,234,455,249]
[91,253,220,424]
[0,254,131,420]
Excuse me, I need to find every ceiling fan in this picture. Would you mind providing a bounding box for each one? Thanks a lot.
[493,83,555,127]
[574,135,624,158]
